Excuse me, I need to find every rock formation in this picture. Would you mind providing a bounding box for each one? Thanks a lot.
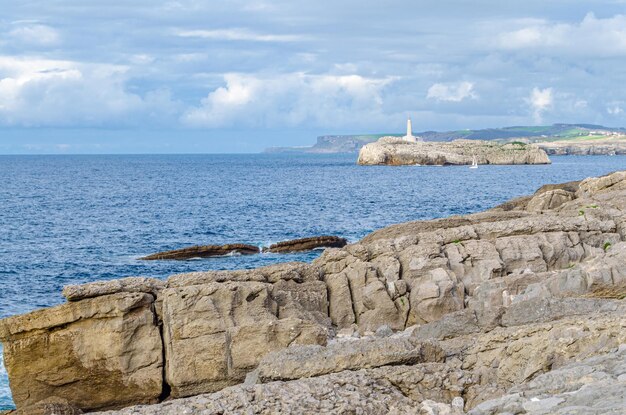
[357,137,551,166]
[138,244,260,260]
[264,236,348,253]
[1,170,626,414]
[538,140,626,155]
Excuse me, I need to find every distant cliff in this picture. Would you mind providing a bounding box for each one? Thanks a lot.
[265,134,397,154]
[357,138,551,166]
[538,141,626,155]
[265,123,626,154]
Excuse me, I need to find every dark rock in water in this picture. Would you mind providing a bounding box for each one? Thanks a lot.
[265,236,348,253]
[139,244,260,260]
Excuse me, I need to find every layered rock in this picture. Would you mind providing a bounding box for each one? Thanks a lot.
[2,170,626,414]
[357,137,551,166]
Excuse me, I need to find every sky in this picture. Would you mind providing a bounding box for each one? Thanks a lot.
[1,0,626,153]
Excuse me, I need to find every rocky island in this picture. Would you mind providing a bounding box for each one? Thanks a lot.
[358,137,551,166]
[1,171,626,414]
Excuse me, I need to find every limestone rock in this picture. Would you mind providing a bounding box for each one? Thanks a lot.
[468,345,626,414]
[12,397,83,415]
[408,268,465,325]
[62,277,165,301]
[255,337,444,382]
[357,138,551,166]
[166,261,316,287]
[0,293,162,412]
[264,235,348,253]
[161,282,327,398]
[93,362,476,415]
[139,243,260,260]
[526,189,575,211]
[441,313,626,408]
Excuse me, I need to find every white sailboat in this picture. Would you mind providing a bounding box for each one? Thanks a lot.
[470,155,478,169]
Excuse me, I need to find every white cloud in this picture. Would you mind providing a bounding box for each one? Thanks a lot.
[182,72,392,128]
[495,13,626,56]
[427,81,477,102]
[8,24,60,46]
[527,87,553,123]
[176,28,308,42]
[0,56,179,127]
[607,104,623,115]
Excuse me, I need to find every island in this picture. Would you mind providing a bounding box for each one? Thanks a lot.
[1,170,625,414]
[357,137,551,166]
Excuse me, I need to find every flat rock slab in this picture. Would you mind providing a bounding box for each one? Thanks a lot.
[256,337,444,382]
[139,244,260,260]
[264,236,348,253]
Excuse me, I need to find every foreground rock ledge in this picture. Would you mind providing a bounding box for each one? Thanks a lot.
[1,170,626,414]
[357,137,551,166]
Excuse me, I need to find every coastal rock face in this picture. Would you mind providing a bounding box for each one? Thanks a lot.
[0,293,163,412]
[357,137,551,166]
[539,141,626,155]
[264,235,348,253]
[2,170,626,414]
[138,244,260,260]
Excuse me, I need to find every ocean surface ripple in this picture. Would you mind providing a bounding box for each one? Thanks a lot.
[1,153,624,409]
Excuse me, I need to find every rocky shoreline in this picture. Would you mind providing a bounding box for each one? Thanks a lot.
[1,171,625,414]
[357,137,551,166]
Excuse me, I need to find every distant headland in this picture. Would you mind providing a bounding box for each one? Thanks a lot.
[265,123,626,155]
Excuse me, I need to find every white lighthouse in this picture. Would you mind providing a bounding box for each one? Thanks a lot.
[403,118,420,142]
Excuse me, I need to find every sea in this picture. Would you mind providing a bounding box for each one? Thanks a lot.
[0,153,624,409]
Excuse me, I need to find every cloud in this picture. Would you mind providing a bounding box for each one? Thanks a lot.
[495,13,626,57]
[182,73,392,128]
[8,24,60,46]
[176,28,308,42]
[427,81,477,102]
[607,103,623,115]
[0,56,180,127]
[527,87,553,123]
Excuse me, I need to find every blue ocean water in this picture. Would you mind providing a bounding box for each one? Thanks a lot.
[0,153,624,409]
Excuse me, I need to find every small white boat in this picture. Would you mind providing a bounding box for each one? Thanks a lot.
[469,155,478,169]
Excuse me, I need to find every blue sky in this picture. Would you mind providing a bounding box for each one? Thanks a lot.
[1,0,626,153]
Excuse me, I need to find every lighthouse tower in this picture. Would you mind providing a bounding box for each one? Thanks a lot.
[403,118,418,142]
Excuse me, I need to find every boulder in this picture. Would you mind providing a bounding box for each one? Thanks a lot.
[0,293,162,412]
[264,236,348,253]
[138,244,260,260]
